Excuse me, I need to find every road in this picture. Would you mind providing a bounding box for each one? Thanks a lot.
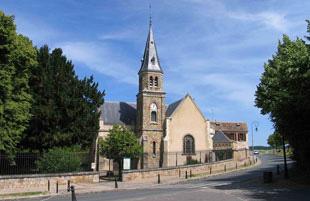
[21,155,309,201]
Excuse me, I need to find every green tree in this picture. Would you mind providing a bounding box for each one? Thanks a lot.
[255,20,310,171]
[0,11,37,157]
[99,125,142,179]
[20,45,105,151]
[267,132,282,150]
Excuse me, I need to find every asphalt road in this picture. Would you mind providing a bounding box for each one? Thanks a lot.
[20,155,310,201]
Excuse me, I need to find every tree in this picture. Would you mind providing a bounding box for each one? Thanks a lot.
[255,20,310,171]
[267,132,282,150]
[0,11,37,158]
[20,45,105,151]
[98,125,142,179]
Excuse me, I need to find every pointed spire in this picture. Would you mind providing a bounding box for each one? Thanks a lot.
[139,11,163,74]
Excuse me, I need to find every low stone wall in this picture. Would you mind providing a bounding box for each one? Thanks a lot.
[0,171,99,194]
[123,157,256,182]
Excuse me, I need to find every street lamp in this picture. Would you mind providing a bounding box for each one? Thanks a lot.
[251,121,259,156]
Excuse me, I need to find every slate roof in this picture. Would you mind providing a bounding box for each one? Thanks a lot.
[166,98,183,117]
[99,102,136,125]
[210,121,248,132]
[139,23,163,73]
[213,131,232,143]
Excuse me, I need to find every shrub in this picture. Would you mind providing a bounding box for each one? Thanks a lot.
[36,147,83,173]
[186,158,201,165]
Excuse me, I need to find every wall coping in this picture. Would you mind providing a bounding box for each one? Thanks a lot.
[0,171,98,180]
[123,159,234,174]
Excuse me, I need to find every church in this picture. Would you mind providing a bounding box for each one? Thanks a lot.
[97,21,249,170]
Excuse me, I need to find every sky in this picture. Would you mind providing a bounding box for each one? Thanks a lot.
[1,0,309,146]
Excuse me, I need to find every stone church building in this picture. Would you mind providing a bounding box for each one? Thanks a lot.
[97,22,249,170]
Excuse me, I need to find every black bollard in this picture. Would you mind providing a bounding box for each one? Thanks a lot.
[179,169,181,178]
[67,180,71,192]
[114,176,118,188]
[224,165,226,172]
[48,180,50,192]
[56,181,58,194]
[71,186,77,201]
[210,167,212,174]
[185,170,188,179]
[277,165,280,175]
[158,174,160,184]
[236,163,238,170]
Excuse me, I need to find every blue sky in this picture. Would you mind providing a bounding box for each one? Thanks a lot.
[1,0,309,146]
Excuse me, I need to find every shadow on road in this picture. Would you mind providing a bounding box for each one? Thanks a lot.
[203,155,309,201]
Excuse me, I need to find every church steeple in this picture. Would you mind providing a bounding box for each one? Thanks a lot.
[139,21,163,74]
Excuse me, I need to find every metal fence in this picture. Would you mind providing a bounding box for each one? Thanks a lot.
[0,152,92,175]
[138,149,234,170]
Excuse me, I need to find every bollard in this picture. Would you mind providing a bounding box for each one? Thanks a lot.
[244,162,246,167]
[190,170,192,178]
[263,171,273,183]
[210,167,212,174]
[158,174,161,184]
[256,158,258,163]
[67,180,71,192]
[179,169,181,178]
[277,165,280,175]
[114,176,118,188]
[56,181,58,194]
[48,180,50,192]
[71,186,77,201]
[236,163,238,170]
[224,164,226,172]
[185,170,188,179]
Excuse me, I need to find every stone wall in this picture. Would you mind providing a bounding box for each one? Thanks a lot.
[123,157,255,182]
[0,171,99,194]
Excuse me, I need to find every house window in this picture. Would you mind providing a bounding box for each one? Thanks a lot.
[183,135,195,155]
[152,141,156,156]
[149,76,153,87]
[154,77,158,87]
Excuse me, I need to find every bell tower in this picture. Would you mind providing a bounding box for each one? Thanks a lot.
[136,19,165,169]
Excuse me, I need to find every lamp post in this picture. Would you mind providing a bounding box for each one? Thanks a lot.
[251,121,259,157]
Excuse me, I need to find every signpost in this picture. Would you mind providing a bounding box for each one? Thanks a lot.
[123,158,131,170]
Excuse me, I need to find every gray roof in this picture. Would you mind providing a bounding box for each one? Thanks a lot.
[166,98,183,117]
[212,131,232,144]
[139,23,163,73]
[99,102,136,125]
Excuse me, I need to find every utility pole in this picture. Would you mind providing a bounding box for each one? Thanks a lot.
[251,121,259,156]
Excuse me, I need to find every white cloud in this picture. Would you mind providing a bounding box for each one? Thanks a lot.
[228,11,288,32]
[56,41,137,85]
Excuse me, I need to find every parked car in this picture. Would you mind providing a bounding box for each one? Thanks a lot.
[253,150,259,155]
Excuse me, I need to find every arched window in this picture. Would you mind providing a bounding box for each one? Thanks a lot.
[151,111,157,122]
[183,135,195,155]
[150,103,157,122]
[149,76,153,87]
[152,141,156,156]
[154,77,158,87]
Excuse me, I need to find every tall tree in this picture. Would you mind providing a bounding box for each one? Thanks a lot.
[0,11,37,157]
[255,20,310,171]
[20,45,104,151]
